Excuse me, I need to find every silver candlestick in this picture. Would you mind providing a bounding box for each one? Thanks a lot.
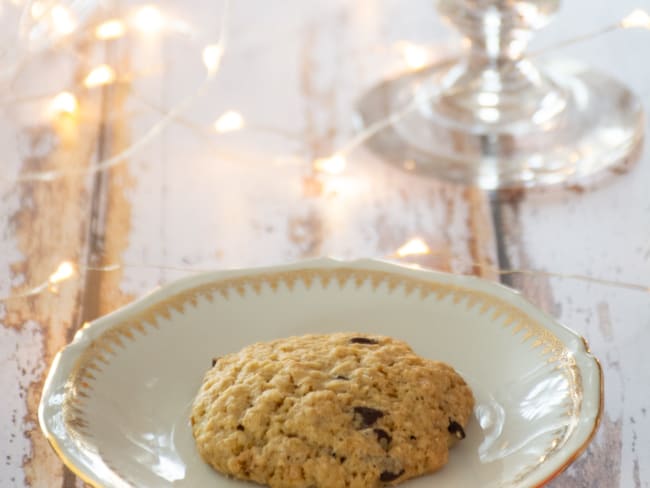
[358,0,644,188]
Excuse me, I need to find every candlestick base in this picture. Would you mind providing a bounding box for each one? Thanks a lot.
[358,59,643,188]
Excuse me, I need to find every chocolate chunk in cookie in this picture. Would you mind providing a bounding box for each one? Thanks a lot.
[353,406,385,427]
[350,337,378,345]
[380,469,405,482]
[448,419,466,440]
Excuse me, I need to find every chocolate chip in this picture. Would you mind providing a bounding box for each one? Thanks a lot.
[353,406,384,427]
[374,428,392,449]
[379,469,404,482]
[448,419,465,440]
[236,424,245,431]
[211,357,219,367]
[409,435,417,441]
[349,337,378,345]
[335,375,349,380]
[332,452,347,463]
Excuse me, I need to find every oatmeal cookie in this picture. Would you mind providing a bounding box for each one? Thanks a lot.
[191,333,474,487]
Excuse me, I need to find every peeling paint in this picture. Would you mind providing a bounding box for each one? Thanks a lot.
[2,57,102,485]
[0,322,47,487]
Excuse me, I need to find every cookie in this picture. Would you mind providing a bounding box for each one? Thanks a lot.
[191,333,474,487]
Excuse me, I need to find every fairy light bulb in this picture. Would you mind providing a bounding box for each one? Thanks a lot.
[51,5,76,35]
[95,19,126,40]
[400,42,429,70]
[49,261,76,284]
[395,238,431,257]
[313,154,346,175]
[202,44,224,74]
[30,1,46,18]
[84,65,116,88]
[49,91,78,116]
[621,9,650,29]
[214,110,245,133]
[132,5,165,34]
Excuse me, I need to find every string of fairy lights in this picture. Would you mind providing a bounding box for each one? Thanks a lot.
[9,4,650,181]
[3,237,648,305]
[8,0,230,182]
[0,3,650,303]
[2,237,649,303]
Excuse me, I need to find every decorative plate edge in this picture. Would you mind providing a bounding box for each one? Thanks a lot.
[531,336,604,488]
[39,261,602,487]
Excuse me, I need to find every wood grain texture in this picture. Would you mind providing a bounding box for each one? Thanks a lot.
[1,0,649,486]
[0,73,103,486]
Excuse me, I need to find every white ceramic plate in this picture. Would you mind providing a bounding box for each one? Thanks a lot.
[40,258,602,487]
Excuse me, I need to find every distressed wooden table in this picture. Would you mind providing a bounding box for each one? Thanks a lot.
[1,0,649,486]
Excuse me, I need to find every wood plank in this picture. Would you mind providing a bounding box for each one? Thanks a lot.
[0,58,104,487]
